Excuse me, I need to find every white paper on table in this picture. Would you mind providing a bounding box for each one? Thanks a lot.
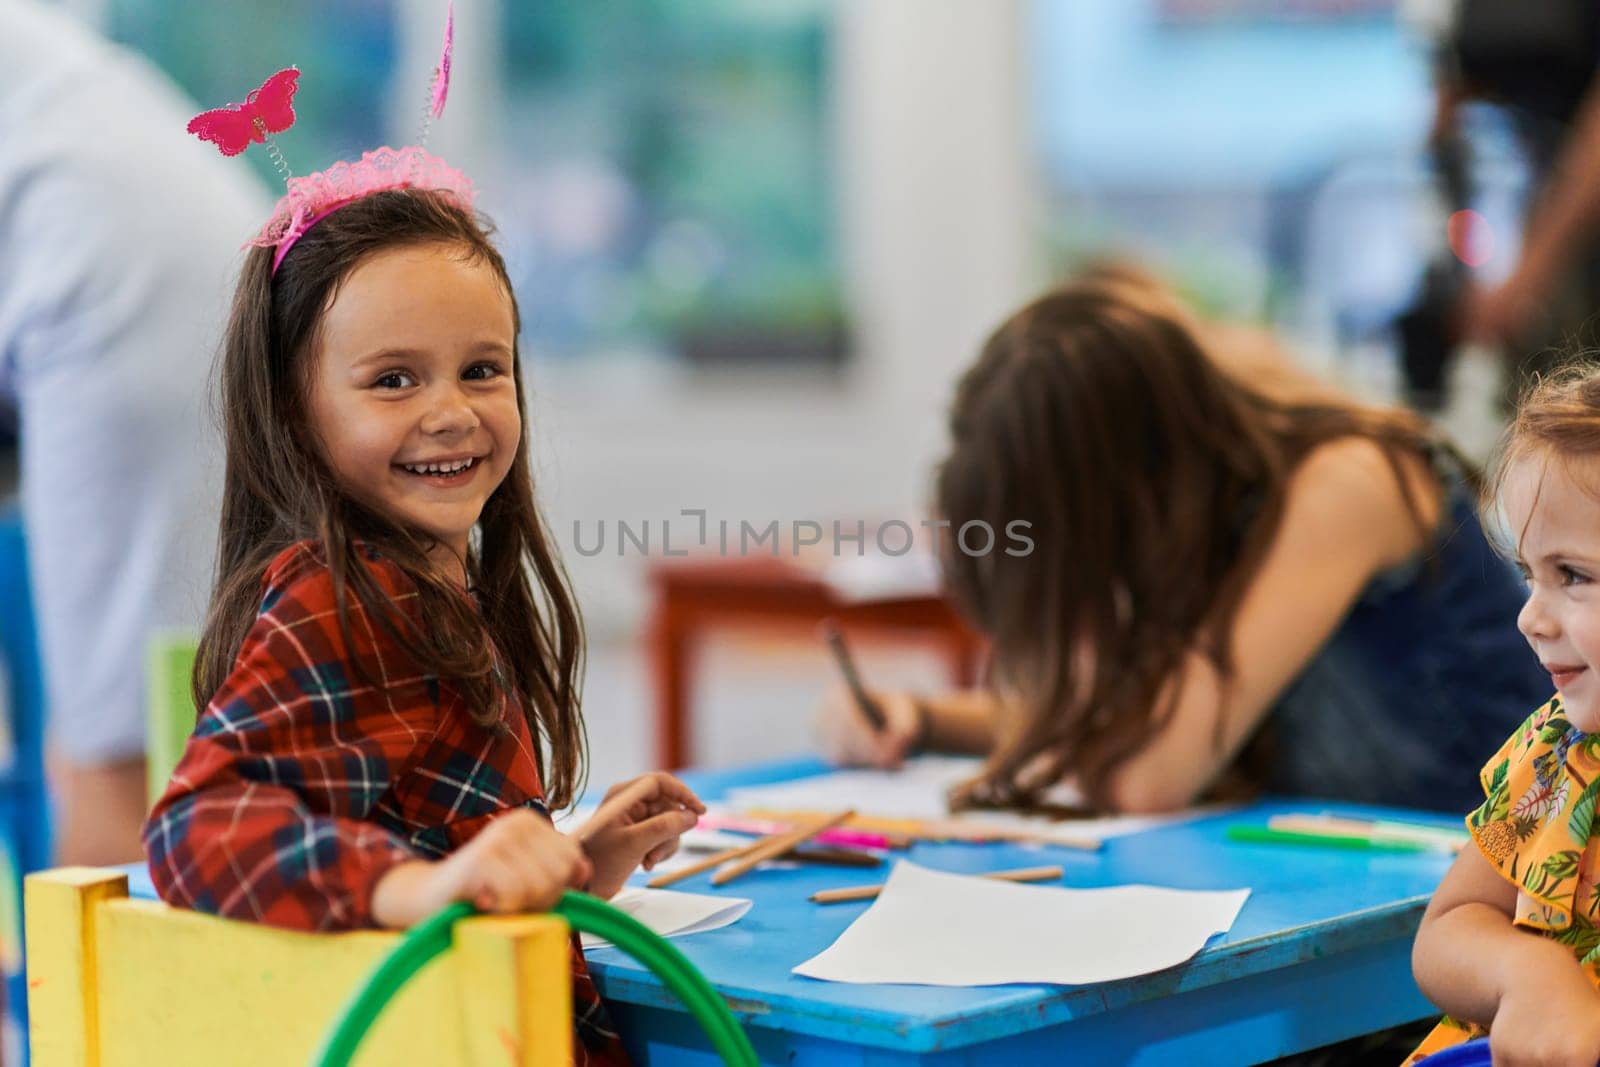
[724,756,990,820]
[723,756,1224,845]
[581,887,753,950]
[793,861,1249,986]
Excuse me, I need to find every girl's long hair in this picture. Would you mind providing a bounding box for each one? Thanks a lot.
[197,189,587,807]
[938,275,1446,811]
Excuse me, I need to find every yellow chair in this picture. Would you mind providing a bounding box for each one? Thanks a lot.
[114,641,558,1064]
[105,640,754,1065]
[25,867,573,1066]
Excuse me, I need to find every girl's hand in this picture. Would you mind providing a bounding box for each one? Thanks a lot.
[814,685,925,769]
[371,807,591,928]
[1489,951,1600,1067]
[571,772,705,899]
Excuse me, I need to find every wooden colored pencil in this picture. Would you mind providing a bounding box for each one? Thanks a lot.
[788,845,885,868]
[646,835,770,888]
[738,808,1101,851]
[915,818,1103,852]
[741,808,925,838]
[810,865,1065,904]
[710,810,856,887]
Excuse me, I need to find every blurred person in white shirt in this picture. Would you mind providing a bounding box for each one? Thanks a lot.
[0,0,268,863]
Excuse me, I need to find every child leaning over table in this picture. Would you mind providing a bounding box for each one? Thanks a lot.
[1409,366,1600,1066]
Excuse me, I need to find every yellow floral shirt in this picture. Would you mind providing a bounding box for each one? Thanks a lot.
[1406,695,1600,1064]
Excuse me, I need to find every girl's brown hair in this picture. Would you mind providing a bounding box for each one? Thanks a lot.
[197,188,587,807]
[1486,364,1600,525]
[939,275,1445,811]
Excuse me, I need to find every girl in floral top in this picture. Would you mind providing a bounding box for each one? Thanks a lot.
[143,187,703,1064]
[1410,366,1600,1065]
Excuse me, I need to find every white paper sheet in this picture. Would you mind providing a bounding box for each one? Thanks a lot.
[724,756,1222,845]
[580,887,753,950]
[793,861,1249,986]
[725,756,972,820]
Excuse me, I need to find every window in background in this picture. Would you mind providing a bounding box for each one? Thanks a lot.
[105,1,397,189]
[1028,0,1439,367]
[496,1,845,369]
[105,0,845,372]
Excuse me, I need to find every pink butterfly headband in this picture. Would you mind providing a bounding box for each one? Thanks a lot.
[188,3,473,274]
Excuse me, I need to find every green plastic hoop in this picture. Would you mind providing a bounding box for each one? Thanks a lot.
[310,891,757,1067]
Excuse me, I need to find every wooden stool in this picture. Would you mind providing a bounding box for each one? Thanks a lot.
[645,557,984,769]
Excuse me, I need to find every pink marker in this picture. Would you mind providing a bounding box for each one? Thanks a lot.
[697,814,895,852]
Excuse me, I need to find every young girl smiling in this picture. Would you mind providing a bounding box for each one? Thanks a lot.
[144,184,697,1063]
[1411,368,1600,1065]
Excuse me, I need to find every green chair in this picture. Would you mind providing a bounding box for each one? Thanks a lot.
[145,632,199,805]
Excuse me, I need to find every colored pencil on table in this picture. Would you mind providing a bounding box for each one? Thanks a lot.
[648,809,859,887]
[737,808,1102,851]
[646,835,771,889]
[697,813,902,851]
[787,845,884,868]
[916,818,1103,851]
[810,865,1065,904]
[711,810,857,886]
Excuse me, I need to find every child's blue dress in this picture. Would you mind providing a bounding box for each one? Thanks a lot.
[1261,474,1549,813]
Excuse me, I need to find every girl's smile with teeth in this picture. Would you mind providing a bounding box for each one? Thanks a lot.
[399,456,479,476]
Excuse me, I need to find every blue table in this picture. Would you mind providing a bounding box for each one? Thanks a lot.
[117,756,1456,1064]
[588,757,1456,1066]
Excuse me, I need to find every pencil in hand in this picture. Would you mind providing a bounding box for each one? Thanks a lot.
[821,620,887,732]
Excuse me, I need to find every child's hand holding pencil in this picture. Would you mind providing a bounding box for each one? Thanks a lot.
[815,621,928,769]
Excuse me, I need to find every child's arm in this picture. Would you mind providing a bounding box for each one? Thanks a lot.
[1103,438,1439,812]
[1414,845,1600,1064]
[370,808,591,928]
[143,554,439,930]
[569,771,705,899]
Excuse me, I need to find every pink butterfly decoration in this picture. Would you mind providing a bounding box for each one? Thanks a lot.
[430,3,454,120]
[187,68,300,157]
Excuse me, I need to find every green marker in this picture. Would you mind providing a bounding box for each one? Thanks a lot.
[1225,825,1433,853]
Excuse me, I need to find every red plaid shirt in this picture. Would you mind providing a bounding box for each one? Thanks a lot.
[144,541,628,1064]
